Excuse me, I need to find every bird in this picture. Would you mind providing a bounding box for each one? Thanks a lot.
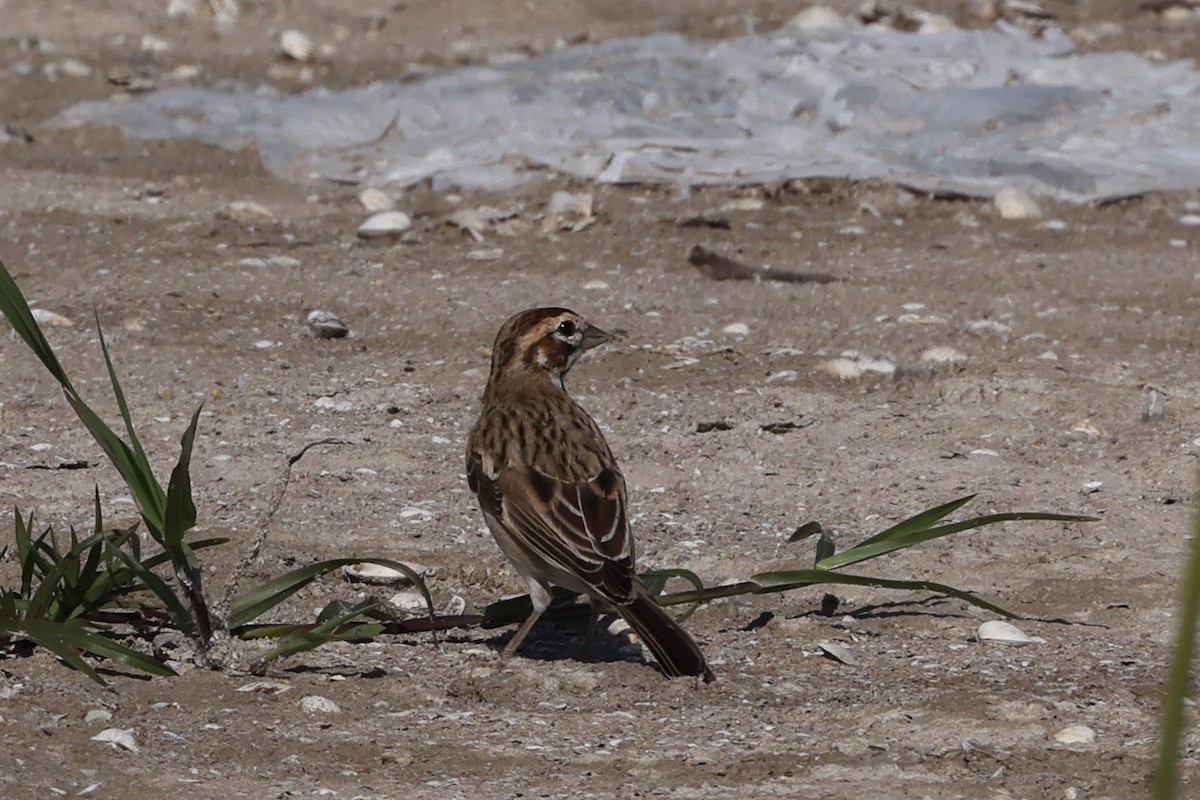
[466,307,713,682]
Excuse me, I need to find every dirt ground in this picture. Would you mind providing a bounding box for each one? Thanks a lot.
[1,1,1199,798]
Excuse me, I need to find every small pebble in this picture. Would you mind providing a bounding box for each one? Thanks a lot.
[782,7,859,31]
[313,397,355,412]
[305,310,349,339]
[84,709,113,724]
[722,322,750,336]
[30,309,73,327]
[967,319,1011,337]
[994,187,1043,220]
[897,313,948,325]
[1055,724,1097,745]
[1040,219,1067,231]
[357,211,413,239]
[358,188,393,212]
[217,200,276,224]
[766,370,798,383]
[280,30,314,62]
[140,34,171,55]
[388,591,430,614]
[817,641,857,665]
[1178,215,1200,227]
[300,695,340,714]
[1143,389,1165,421]
[236,680,291,695]
[582,280,610,290]
[58,58,92,78]
[1080,480,1103,495]
[467,248,504,261]
[817,358,862,380]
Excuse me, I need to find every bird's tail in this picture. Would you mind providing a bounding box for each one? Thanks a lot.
[617,588,714,683]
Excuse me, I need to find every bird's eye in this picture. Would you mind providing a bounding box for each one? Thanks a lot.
[556,320,577,337]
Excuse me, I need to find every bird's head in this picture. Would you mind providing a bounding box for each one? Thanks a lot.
[488,307,613,388]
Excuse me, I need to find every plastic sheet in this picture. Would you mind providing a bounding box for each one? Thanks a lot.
[56,23,1200,201]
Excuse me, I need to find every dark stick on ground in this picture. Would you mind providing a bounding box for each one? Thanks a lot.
[687,244,841,284]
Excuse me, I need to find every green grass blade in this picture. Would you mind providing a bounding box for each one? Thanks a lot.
[750,568,1021,617]
[0,617,106,684]
[104,538,197,638]
[640,568,705,597]
[94,310,166,521]
[788,521,823,543]
[163,405,202,548]
[817,511,1098,571]
[251,599,384,667]
[855,494,977,548]
[227,557,432,628]
[0,257,77,388]
[1153,481,1200,799]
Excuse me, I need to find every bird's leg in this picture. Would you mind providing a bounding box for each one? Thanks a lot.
[501,608,544,659]
[580,597,605,657]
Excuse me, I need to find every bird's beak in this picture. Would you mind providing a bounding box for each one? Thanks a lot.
[580,323,614,351]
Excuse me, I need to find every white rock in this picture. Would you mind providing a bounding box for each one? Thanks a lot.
[995,187,1043,220]
[546,190,590,216]
[358,188,393,212]
[897,313,948,325]
[253,339,274,349]
[1080,480,1103,495]
[914,11,958,34]
[280,30,314,62]
[169,64,201,81]
[582,280,609,290]
[783,7,859,31]
[1055,724,1096,745]
[859,355,895,375]
[722,322,750,336]
[357,211,413,239]
[91,728,138,752]
[342,561,428,586]
[306,310,349,339]
[30,309,73,327]
[766,370,798,383]
[84,709,112,724]
[313,396,355,412]
[300,695,340,714]
[978,620,1042,646]
[1177,214,1200,227]
[817,640,857,665]
[920,346,967,364]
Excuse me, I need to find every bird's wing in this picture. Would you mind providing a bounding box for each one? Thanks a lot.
[491,463,636,603]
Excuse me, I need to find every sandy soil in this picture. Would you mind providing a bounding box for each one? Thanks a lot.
[1,1,1199,798]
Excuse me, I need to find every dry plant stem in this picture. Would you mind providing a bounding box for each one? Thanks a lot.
[217,438,351,617]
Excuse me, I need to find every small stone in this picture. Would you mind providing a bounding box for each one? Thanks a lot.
[169,64,201,81]
[30,309,73,327]
[306,310,349,339]
[1080,480,1103,495]
[236,680,291,695]
[358,188,393,212]
[766,370,797,383]
[388,591,430,614]
[217,200,276,224]
[978,620,1042,646]
[140,34,171,55]
[166,0,202,18]
[722,322,750,336]
[357,211,413,239]
[995,187,1043,220]
[920,346,967,364]
[280,30,314,62]
[467,248,504,261]
[313,396,355,412]
[582,280,609,290]
[1143,389,1165,421]
[84,709,112,724]
[300,695,340,714]
[58,58,92,78]
[897,313,948,325]
[817,358,862,380]
[1177,214,1200,227]
[1054,724,1096,745]
[967,319,1011,337]
[91,728,138,752]
[1070,421,1105,438]
[782,7,859,31]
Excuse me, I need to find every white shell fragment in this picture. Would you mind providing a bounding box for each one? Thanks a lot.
[300,695,341,714]
[995,186,1043,220]
[305,310,349,339]
[978,620,1042,646]
[280,30,314,62]
[722,322,750,336]
[236,679,292,695]
[84,709,113,724]
[91,728,139,752]
[30,309,74,327]
[817,640,857,665]
[920,346,967,364]
[1055,724,1097,745]
[357,211,413,239]
[342,561,428,586]
[358,188,393,212]
[389,590,431,614]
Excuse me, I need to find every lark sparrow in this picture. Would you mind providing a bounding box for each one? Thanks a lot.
[466,307,713,681]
